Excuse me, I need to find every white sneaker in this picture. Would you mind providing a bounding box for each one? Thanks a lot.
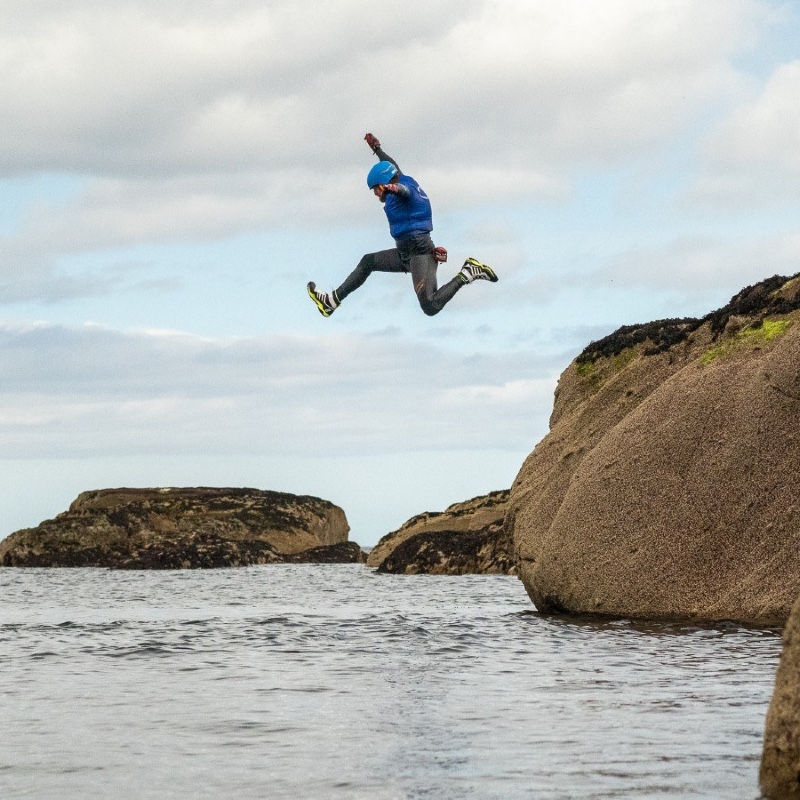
[459,258,498,284]
[306,282,339,317]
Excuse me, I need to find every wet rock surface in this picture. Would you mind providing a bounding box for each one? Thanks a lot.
[281,541,366,564]
[508,272,800,623]
[761,594,800,798]
[0,487,353,569]
[368,490,515,575]
[377,528,514,575]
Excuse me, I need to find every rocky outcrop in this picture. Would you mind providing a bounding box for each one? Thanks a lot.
[761,594,800,798]
[0,487,354,569]
[367,490,515,574]
[377,528,514,575]
[282,541,366,564]
[507,273,800,623]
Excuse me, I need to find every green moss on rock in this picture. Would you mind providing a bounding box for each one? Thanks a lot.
[700,318,793,364]
[577,271,800,366]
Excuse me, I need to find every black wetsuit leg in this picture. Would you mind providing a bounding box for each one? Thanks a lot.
[401,234,463,317]
[335,233,463,315]
[334,248,405,302]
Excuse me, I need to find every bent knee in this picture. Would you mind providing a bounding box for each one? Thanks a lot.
[418,297,441,316]
[358,253,376,271]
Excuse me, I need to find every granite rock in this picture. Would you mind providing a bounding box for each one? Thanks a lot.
[761,593,800,798]
[507,273,800,623]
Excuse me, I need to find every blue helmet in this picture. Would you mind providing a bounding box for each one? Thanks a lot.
[367,161,398,189]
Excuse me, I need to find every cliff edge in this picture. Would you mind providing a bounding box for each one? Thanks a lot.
[507,273,800,623]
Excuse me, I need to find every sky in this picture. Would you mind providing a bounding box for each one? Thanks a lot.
[2,0,800,547]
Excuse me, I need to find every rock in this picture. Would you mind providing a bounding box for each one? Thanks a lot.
[377,528,514,575]
[761,594,800,798]
[0,487,352,569]
[367,490,515,574]
[507,273,800,623]
[282,541,366,564]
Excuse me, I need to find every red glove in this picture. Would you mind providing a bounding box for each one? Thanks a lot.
[364,133,381,152]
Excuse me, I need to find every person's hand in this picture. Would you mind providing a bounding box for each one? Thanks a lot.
[372,183,397,201]
[364,133,380,152]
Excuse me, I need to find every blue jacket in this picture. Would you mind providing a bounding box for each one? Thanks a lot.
[384,174,433,240]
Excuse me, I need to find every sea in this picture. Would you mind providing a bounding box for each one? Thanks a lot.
[0,564,782,799]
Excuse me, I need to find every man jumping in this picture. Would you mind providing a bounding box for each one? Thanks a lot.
[307,133,497,318]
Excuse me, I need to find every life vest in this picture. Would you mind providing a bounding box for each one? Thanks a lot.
[383,174,433,240]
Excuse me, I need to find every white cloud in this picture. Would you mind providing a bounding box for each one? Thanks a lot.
[691,60,800,206]
[0,0,786,310]
[0,321,564,458]
[589,233,800,295]
[0,1,762,180]
[0,1,476,176]
[709,61,800,170]
[435,377,555,415]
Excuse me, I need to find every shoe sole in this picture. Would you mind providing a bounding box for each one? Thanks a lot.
[307,282,332,317]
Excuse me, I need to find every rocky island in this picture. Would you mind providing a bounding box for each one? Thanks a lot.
[367,490,514,574]
[0,487,362,568]
[507,272,800,624]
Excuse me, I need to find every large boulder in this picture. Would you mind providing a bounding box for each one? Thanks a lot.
[761,594,800,798]
[507,273,800,623]
[367,490,514,574]
[0,487,353,569]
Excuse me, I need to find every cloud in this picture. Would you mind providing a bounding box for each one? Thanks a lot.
[587,233,799,294]
[0,321,564,458]
[0,0,778,306]
[0,1,476,176]
[0,1,762,180]
[690,60,800,206]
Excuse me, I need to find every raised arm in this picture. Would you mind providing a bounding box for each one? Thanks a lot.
[364,133,401,174]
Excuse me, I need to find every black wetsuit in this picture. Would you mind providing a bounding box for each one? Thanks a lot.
[334,146,464,316]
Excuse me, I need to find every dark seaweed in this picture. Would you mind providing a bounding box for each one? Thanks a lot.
[577,272,800,365]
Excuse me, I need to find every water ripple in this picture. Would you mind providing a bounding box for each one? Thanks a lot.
[0,565,782,799]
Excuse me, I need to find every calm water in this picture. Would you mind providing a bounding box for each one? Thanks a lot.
[0,565,782,799]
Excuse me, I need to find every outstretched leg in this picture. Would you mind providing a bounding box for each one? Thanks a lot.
[307,239,498,318]
[307,249,403,317]
[334,249,404,302]
[402,234,497,316]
